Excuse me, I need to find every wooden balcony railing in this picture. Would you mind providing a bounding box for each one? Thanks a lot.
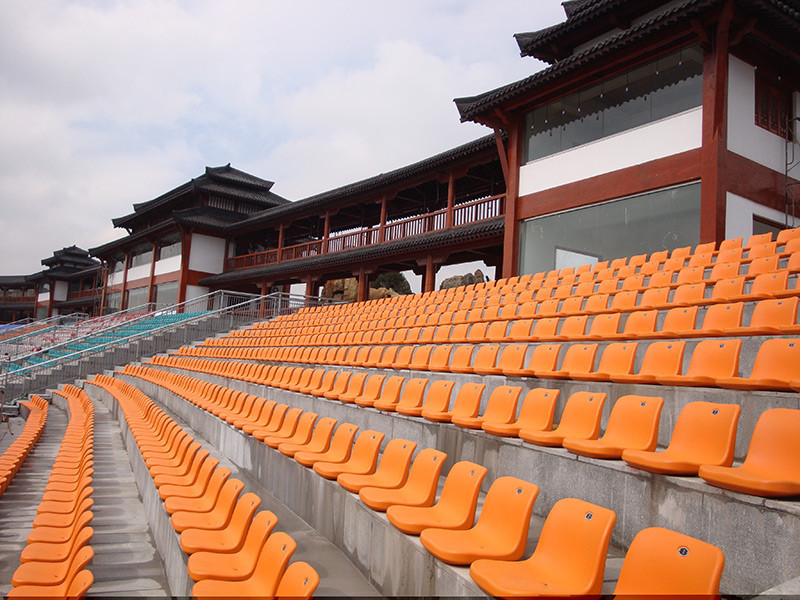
[66,289,101,301]
[0,294,36,304]
[225,193,505,272]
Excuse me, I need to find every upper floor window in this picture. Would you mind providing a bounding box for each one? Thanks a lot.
[524,45,703,163]
[129,243,154,268]
[755,75,792,138]
[157,233,182,261]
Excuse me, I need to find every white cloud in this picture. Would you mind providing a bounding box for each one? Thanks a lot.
[0,0,564,273]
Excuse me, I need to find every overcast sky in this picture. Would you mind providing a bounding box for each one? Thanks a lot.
[0,0,566,275]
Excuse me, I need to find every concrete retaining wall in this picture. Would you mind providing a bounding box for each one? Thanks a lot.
[124,366,800,595]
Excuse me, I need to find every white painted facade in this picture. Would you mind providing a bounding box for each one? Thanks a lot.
[153,255,182,277]
[518,107,702,196]
[725,192,799,241]
[125,263,151,282]
[185,285,210,302]
[52,281,68,302]
[37,291,49,303]
[727,55,800,175]
[188,234,226,274]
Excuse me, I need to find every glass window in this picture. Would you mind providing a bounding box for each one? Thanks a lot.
[130,244,154,268]
[106,292,122,313]
[125,286,149,309]
[524,45,703,162]
[155,281,179,307]
[158,233,182,261]
[40,283,50,294]
[519,182,701,275]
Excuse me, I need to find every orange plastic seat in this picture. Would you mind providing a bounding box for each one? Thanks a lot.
[419,476,539,565]
[279,417,337,457]
[378,378,427,413]
[186,510,278,581]
[255,407,303,445]
[313,430,385,480]
[614,309,657,339]
[163,467,231,515]
[358,448,447,511]
[502,343,561,377]
[538,343,598,379]
[481,388,558,438]
[265,411,318,448]
[179,492,261,554]
[337,438,417,493]
[10,545,94,590]
[715,338,800,390]
[573,341,638,381]
[351,374,386,407]
[520,391,606,447]
[451,385,522,430]
[191,531,295,599]
[294,423,358,468]
[622,401,740,474]
[736,297,799,335]
[613,527,724,598]
[422,382,485,423]
[611,340,685,384]
[157,456,221,500]
[397,379,454,417]
[699,408,800,497]
[563,395,664,459]
[7,569,93,598]
[386,460,487,535]
[470,498,616,598]
[275,562,320,599]
[170,477,245,533]
[335,372,368,403]
[657,339,741,386]
[367,375,405,410]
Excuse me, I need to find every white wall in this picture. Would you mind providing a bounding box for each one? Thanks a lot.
[519,107,702,196]
[125,263,151,282]
[37,292,49,303]
[107,271,122,287]
[185,285,209,302]
[725,192,799,240]
[727,55,800,174]
[154,254,181,277]
[52,281,68,302]
[188,234,226,274]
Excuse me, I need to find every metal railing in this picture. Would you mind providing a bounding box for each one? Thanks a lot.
[1,290,342,400]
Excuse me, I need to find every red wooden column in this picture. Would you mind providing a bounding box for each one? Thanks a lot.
[378,196,388,243]
[177,230,192,308]
[322,212,331,253]
[446,172,455,228]
[700,1,733,244]
[424,255,436,293]
[32,283,40,320]
[46,278,55,318]
[357,266,369,302]
[146,241,158,308]
[120,252,131,310]
[305,275,316,297]
[277,224,285,260]
[502,121,522,279]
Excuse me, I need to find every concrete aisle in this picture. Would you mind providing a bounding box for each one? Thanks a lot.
[0,405,67,594]
[87,398,170,597]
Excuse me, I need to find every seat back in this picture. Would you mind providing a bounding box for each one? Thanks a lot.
[345,430,386,469]
[531,498,616,595]
[342,372,368,396]
[588,313,620,337]
[515,388,559,431]
[356,374,386,404]
[526,344,561,372]
[749,338,800,382]
[376,375,406,405]
[396,378,429,410]
[472,477,539,558]
[638,341,685,377]
[248,531,296,593]
[595,342,638,377]
[481,386,523,423]
[667,401,741,466]
[556,343,598,375]
[599,395,664,450]
[742,408,800,476]
[401,448,448,504]
[553,392,607,439]
[749,297,798,331]
[449,383,486,419]
[621,310,657,337]
[684,339,741,379]
[275,562,320,600]
[700,302,743,333]
[449,344,474,370]
[420,380,455,413]
[428,344,453,370]
[660,306,698,334]
[496,344,528,373]
[614,527,725,596]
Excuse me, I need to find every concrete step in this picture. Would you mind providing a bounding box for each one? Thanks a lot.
[87,399,170,597]
[0,405,67,595]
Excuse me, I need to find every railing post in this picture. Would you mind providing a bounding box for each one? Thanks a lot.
[446,172,455,229]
